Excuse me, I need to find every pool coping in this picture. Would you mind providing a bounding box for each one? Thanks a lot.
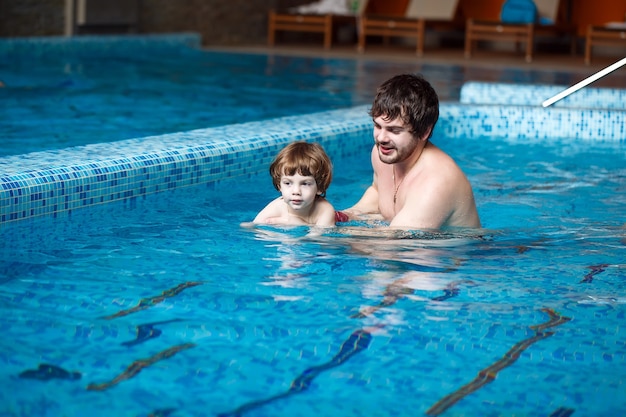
[0,106,370,224]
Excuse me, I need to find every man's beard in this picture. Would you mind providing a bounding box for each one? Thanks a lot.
[377,141,417,165]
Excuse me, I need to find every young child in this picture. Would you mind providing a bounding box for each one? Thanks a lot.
[253,141,336,227]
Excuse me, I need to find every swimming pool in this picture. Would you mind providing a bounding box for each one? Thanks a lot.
[2,120,624,416]
[1,35,626,417]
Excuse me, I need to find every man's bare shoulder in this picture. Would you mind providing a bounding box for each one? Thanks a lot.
[412,146,465,186]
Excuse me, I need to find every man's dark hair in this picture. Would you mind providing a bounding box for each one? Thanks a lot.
[369,73,439,140]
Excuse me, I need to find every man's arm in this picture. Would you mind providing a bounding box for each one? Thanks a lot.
[389,170,458,229]
[390,191,449,229]
[338,145,381,222]
[343,182,379,219]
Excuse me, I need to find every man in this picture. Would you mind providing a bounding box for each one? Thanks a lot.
[340,73,480,229]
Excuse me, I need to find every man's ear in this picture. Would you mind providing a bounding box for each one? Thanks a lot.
[421,127,433,141]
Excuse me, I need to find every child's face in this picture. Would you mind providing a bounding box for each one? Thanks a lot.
[279,173,320,213]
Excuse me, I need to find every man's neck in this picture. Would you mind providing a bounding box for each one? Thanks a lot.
[394,141,427,177]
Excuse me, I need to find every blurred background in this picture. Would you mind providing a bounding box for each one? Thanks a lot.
[1,0,624,52]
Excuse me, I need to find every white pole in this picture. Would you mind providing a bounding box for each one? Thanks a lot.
[541,56,626,107]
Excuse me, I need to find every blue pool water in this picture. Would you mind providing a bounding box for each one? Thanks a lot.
[1,34,625,417]
[2,129,625,416]
[2,34,625,157]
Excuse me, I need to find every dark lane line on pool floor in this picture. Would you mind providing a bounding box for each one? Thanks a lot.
[426,308,572,416]
[217,275,469,416]
[121,318,184,347]
[216,328,372,417]
[102,281,202,319]
[86,343,196,391]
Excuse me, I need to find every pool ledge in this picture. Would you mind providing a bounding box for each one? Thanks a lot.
[0,106,371,225]
[460,82,626,109]
[1,102,624,225]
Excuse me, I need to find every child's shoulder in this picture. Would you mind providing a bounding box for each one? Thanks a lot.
[315,196,335,209]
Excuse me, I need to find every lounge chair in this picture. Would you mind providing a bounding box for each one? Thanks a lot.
[464,0,576,62]
[358,0,460,56]
[268,0,367,49]
[585,22,626,65]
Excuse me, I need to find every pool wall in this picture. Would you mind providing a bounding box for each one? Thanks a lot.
[460,81,626,109]
[0,106,372,224]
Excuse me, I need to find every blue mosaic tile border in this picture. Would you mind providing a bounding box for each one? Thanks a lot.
[437,103,626,141]
[0,107,371,225]
[460,82,626,110]
[2,87,625,226]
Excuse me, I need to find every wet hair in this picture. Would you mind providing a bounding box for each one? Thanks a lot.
[269,141,333,197]
[369,73,439,140]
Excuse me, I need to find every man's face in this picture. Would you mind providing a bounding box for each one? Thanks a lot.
[372,115,419,164]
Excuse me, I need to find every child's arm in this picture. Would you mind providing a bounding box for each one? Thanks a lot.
[253,198,283,224]
[313,199,338,227]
